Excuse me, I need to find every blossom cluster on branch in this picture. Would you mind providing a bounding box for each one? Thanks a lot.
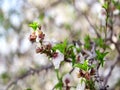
[27,1,120,89]
[28,23,110,90]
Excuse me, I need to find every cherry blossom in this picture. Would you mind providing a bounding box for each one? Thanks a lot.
[52,50,64,69]
[62,73,72,86]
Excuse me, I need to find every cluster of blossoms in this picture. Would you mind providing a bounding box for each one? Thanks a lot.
[29,26,64,69]
[29,24,109,90]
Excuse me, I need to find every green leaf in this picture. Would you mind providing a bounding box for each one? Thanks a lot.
[66,44,76,66]
[52,39,67,54]
[112,0,120,10]
[74,60,89,71]
[80,78,86,84]
[67,44,74,51]
[54,82,63,90]
[74,60,95,71]
[29,22,38,31]
[76,47,81,53]
[74,63,83,69]
[86,79,95,90]
[95,50,108,67]
[102,2,108,9]
[94,38,105,48]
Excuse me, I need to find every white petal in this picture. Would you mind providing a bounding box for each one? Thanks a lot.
[62,73,72,86]
[52,50,64,69]
[76,81,85,90]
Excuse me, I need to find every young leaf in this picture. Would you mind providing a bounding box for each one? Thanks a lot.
[66,44,76,66]
[74,63,83,69]
[80,78,86,84]
[86,79,95,90]
[52,39,67,54]
[102,2,108,9]
[29,22,38,31]
[69,51,76,66]
[95,50,108,67]
[74,60,95,71]
[74,60,89,71]
[94,38,106,48]
[54,82,63,90]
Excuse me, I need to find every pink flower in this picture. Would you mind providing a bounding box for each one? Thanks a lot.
[52,50,64,69]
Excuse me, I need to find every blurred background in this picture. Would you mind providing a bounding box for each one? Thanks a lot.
[0,0,120,90]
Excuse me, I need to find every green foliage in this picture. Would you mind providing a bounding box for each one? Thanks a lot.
[66,44,76,66]
[52,39,67,54]
[94,38,105,48]
[68,45,76,62]
[80,78,86,84]
[74,60,91,71]
[29,22,39,31]
[70,50,76,66]
[80,78,95,90]
[54,81,63,90]
[86,79,95,90]
[112,0,120,10]
[102,2,108,9]
[84,35,91,49]
[95,50,108,67]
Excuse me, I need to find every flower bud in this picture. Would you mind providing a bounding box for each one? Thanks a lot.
[90,68,95,75]
[38,25,41,30]
[29,32,37,43]
[85,72,90,80]
[38,32,45,40]
[36,47,43,53]
[77,70,85,78]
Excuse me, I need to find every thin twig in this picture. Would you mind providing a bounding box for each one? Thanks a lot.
[72,0,101,38]
[83,14,101,38]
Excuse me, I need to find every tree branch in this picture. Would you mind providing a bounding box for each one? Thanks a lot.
[5,64,53,90]
[104,55,120,86]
